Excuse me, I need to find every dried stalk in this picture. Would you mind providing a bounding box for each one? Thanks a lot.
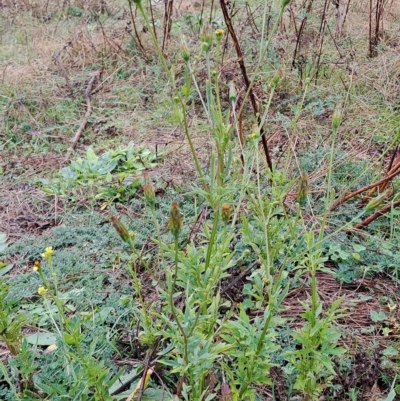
[70,71,100,151]
[219,0,273,171]
[353,199,400,230]
[330,168,400,210]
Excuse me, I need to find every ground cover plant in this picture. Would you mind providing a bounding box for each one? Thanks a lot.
[1,0,400,400]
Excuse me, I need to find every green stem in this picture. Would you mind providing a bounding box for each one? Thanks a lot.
[169,236,188,365]
[204,210,220,271]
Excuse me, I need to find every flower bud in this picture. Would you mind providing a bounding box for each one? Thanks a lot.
[332,107,342,132]
[111,216,131,243]
[181,44,190,62]
[297,172,308,207]
[168,201,182,238]
[143,182,156,209]
[33,260,41,272]
[215,29,225,42]
[221,203,231,224]
[38,286,48,297]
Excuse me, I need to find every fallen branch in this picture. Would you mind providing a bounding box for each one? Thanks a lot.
[362,151,400,202]
[70,71,100,151]
[330,168,400,210]
[353,199,400,230]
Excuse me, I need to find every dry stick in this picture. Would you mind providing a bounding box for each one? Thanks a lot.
[219,0,273,172]
[220,260,260,294]
[353,199,400,230]
[291,0,314,70]
[162,0,173,52]
[53,41,76,98]
[148,0,158,41]
[362,150,400,202]
[369,0,373,56]
[128,0,146,53]
[343,0,352,27]
[70,71,100,151]
[330,168,400,210]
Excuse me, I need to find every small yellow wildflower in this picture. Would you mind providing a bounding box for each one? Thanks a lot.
[248,133,257,139]
[215,29,225,37]
[38,286,48,296]
[33,261,40,272]
[41,247,53,259]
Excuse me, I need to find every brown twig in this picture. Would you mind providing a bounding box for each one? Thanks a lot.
[53,41,76,98]
[219,0,273,171]
[330,168,400,210]
[362,149,400,201]
[220,260,260,294]
[162,0,173,52]
[353,199,400,230]
[70,71,100,151]
[128,0,146,54]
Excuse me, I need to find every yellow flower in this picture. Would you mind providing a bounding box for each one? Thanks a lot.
[38,286,48,296]
[41,247,53,259]
[33,261,40,272]
[215,29,225,37]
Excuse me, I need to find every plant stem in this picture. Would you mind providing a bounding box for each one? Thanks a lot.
[169,236,189,366]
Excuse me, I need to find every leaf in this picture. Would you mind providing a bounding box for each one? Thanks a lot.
[25,332,58,346]
[126,368,153,401]
[383,388,396,401]
[370,310,386,322]
[60,166,77,180]
[86,147,98,162]
[0,232,7,254]
[383,346,398,357]
[0,263,14,276]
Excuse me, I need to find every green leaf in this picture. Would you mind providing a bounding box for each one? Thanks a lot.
[0,232,7,254]
[0,263,14,276]
[383,346,398,357]
[86,147,98,161]
[370,310,386,322]
[25,332,58,346]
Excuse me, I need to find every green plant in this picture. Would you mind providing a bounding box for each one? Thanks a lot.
[40,143,159,202]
